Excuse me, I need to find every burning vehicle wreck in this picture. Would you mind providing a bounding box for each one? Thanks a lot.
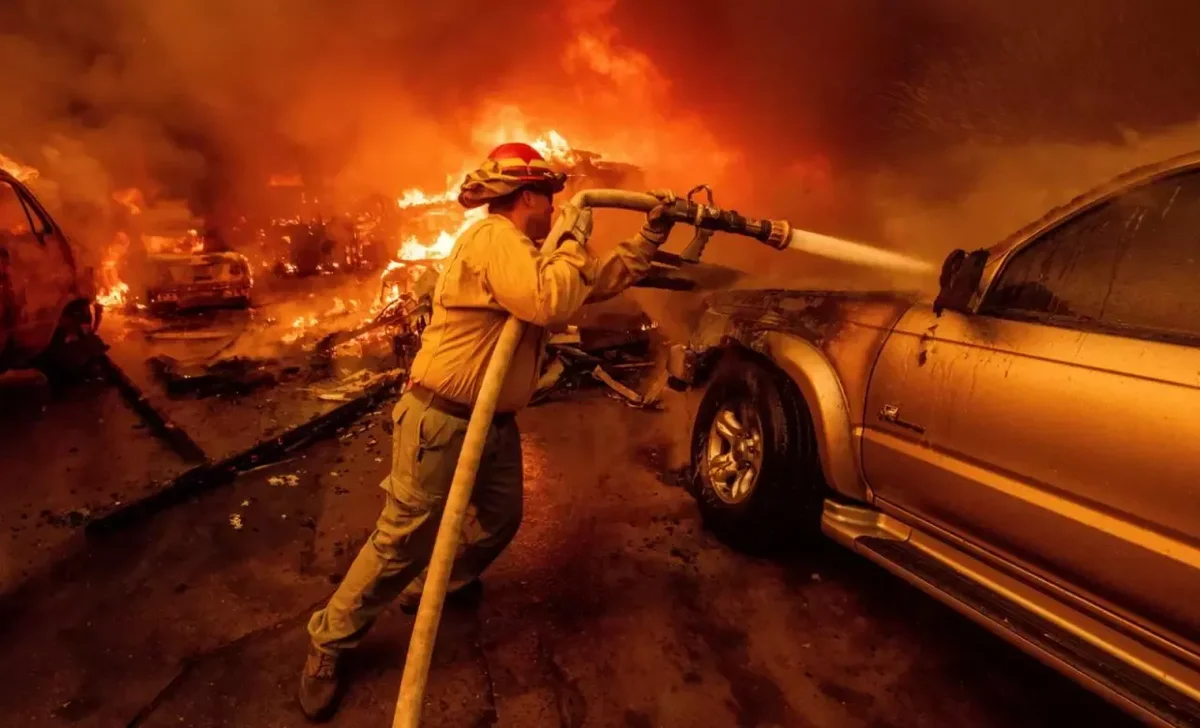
[0,162,102,376]
[140,251,253,315]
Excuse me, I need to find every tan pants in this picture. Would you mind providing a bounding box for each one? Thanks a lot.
[307,391,523,654]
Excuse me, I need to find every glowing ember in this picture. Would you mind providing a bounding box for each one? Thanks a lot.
[0,153,39,183]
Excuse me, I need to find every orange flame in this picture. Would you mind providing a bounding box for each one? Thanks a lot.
[96,232,132,308]
[0,153,39,183]
[96,281,130,308]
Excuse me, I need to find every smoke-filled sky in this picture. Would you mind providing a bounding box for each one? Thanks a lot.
[3,0,1200,268]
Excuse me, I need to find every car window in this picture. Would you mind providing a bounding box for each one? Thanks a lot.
[0,181,34,236]
[982,169,1200,345]
[1098,172,1200,341]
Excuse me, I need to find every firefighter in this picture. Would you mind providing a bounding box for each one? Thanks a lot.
[298,142,675,719]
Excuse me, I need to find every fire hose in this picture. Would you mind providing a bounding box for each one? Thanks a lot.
[392,187,793,728]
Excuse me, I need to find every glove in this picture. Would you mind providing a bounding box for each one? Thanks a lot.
[641,189,676,246]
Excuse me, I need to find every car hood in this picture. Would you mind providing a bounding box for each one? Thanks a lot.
[697,288,919,347]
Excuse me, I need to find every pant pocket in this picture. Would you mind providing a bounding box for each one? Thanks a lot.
[387,398,465,507]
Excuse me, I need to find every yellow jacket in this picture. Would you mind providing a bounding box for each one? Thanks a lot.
[409,214,658,412]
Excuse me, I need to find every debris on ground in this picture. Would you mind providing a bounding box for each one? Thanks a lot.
[40,508,93,529]
[592,366,668,409]
[229,513,244,530]
[267,474,301,487]
[531,307,665,406]
[145,329,238,343]
[147,354,292,398]
[307,368,405,401]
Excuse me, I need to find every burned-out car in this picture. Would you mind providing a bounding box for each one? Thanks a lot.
[668,152,1200,726]
[0,168,100,374]
[120,223,253,315]
[142,251,253,315]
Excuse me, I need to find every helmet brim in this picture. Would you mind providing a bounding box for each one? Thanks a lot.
[457,170,567,209]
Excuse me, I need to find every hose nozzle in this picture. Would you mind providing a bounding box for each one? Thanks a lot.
[664,198,792,251]
[553,187,793,255]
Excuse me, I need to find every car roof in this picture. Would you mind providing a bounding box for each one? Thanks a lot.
[988,149,1200,258]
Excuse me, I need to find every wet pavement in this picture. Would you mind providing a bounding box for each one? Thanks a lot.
[0,377,190,592]
[0,391,1135,728]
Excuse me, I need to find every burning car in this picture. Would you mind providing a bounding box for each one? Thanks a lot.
[120,219,253,316]
[0,165,101,375]
[141,251,253,315]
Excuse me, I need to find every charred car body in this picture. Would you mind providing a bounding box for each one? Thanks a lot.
[0,169,100,374]
[669,153,1200,726]
[124,224,252,315]
[142,251,252,315]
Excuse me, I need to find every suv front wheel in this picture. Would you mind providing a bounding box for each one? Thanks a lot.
[689,351,825,552]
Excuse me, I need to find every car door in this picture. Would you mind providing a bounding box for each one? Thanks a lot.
[0,177,74,354]
[862,168,1200,652]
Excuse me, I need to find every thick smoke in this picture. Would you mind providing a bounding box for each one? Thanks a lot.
[4,0,1200,284]
[614,0,1200,228]
[0,0,571,261]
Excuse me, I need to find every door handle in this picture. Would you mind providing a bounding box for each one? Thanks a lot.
[879,404,926,435]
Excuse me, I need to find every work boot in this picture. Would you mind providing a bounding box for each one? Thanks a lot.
[298,645,342,721]
[398,579,485,615]
[448,578,485,609]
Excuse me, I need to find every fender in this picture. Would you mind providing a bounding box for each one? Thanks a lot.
[760,330,869,503]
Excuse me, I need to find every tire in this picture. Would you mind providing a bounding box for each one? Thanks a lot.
[689,350,825,552]
[36,301,106,382]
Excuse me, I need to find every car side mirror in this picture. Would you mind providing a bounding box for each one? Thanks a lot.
[933,248,989,315]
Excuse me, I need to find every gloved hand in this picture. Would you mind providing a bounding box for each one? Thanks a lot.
[641,189,676,246]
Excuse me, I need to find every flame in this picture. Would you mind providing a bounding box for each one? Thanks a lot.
[396,206,487,261]
[94,231,132,309]
[397,186,455,209]
[96,281,129,308]
[383,126,584,274]
[0,153,39,183]
[388,127,582,267]
[374,4,730,304]
[282,314,320,344]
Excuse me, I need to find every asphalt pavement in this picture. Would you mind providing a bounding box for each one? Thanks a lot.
[0,389,1135,728]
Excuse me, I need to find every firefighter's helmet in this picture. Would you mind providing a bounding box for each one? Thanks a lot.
[458,142,567,209]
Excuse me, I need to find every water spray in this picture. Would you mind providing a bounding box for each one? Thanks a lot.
[566,185,934,275]
[391,185,931,728]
